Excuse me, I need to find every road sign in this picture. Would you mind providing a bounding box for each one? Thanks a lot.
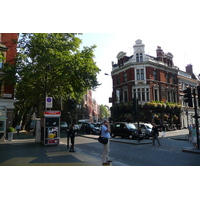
[46,97,53,108]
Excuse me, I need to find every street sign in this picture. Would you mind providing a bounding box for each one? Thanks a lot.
[46,97,53,108]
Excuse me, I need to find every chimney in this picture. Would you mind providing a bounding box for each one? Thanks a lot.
[186,64,193,74]
[156,46,164,62]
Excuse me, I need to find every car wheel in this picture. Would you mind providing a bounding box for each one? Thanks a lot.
[145,134,149,139]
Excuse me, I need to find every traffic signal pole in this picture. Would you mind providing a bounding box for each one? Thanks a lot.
[132,97,140,143]
[193,89,200,149]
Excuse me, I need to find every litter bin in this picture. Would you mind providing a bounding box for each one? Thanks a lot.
[7,132,13,141]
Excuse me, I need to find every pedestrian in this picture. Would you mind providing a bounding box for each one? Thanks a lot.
[152,123,161,146]
[15,124,21,136]
[191,124,197,148]
[188,124,192,142]
[101,120,112,165]
[161,124,166,137]
[69,123,77,152]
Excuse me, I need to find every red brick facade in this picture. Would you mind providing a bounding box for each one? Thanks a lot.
[0,33,19,134]
[1,33,19,98]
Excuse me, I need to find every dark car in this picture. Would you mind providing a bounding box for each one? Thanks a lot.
[80,123,100,135]
[111,122,144,139]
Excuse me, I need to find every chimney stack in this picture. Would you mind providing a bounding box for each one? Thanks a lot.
[186,64,193,74]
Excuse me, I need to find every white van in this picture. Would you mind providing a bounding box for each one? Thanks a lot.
[134,123,153,139]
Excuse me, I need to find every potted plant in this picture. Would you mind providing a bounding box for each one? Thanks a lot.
[6,127,15,142]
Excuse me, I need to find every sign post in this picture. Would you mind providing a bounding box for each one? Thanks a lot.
[46,97,53,109]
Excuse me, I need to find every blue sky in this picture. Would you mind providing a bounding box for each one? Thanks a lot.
[3,0,200,108]
[79,32,200,107]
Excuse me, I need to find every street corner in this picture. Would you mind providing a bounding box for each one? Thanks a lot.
[182,147,200,154]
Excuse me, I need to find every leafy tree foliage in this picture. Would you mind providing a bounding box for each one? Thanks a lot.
[100,104,109,120]
[12,33,100,126]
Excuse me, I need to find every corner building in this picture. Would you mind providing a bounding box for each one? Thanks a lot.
[112,39,179,105]
[111,39,181,128]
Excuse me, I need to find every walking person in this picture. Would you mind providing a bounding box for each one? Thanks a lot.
[15,124,21,136]
[161,124,166,137]
[152,123,161,146]
[69,123,77,152]
[101,120,112,165]
[191,124,197,148]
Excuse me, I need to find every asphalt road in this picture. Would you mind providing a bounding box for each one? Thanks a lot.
[69,132,200,166]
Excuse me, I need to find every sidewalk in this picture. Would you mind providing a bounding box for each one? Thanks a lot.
[0,131,102,166]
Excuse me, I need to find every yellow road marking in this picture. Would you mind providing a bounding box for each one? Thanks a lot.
[0,157,37,166]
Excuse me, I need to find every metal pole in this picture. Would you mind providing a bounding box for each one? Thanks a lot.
[193,89,199,149]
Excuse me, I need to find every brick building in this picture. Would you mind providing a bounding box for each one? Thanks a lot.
[0,33,19,135]
[179,64,200,128]
[111,40,184,126]
[112,39,179,104]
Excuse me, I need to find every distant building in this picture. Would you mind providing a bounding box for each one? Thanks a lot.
[0,33,19,134]
[75,90,100,123]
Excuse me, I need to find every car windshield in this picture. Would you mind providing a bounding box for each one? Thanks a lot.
[126,123,136,129]
[146,124,153,129]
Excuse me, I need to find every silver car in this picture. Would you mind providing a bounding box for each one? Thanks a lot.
[134,123,153,139]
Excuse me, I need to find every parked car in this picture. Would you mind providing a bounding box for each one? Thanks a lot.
[60,121,68,132]
[111,122,144,139]
[80,122,100,135]
[134,123,153,139]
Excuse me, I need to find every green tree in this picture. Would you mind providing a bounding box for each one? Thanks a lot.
[100,105,109,120]
[10,33,100,127]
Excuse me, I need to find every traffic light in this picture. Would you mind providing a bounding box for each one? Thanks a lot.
[68,99,76,110]
[197,86,200,107]
[183,87,193,107]
[132,97,138,113]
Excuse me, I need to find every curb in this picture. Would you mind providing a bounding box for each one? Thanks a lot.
[182,147,200,154]
[78,134,152,145]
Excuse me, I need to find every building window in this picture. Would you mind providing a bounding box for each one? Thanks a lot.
[137,88,141,101]
[167,91,171,102]
[154,89,159,101]
[153,70,157,80]
[142,88,145,101]
[136,53,139,62]
[140,53,143,62]
[123,90,128,103]
[123,72,127,82]
[166,73,170,83]
[171,91,177,103]
[146,88,149,101]
[133,89,136,98]
[116,89,120,103]
[132,87,149,102]
[117,75,120,85]
[172,75,175,84]
[136,69,144,80]
[136,53,143,62]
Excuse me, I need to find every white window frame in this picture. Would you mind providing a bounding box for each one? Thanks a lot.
[132,86,150,102]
